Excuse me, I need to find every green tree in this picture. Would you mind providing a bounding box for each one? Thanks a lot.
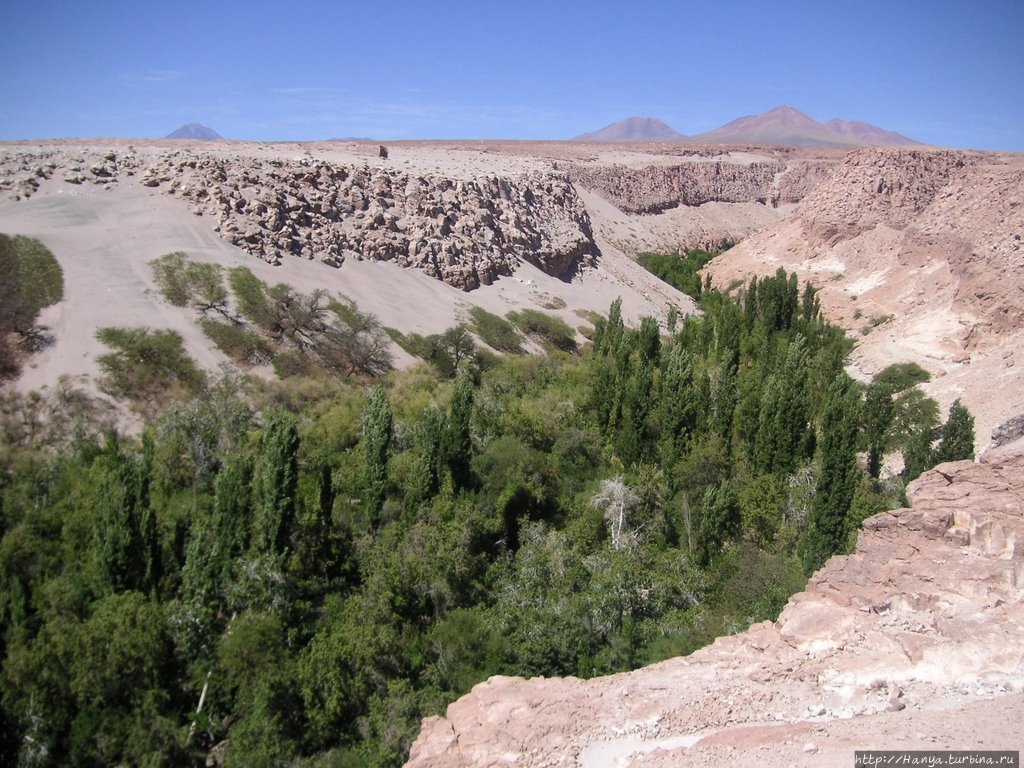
[362,386,393,522]
[252,411,299,558]
[443,375,475,491]
[430,325,476,378]
[91,435,160,595]
[936,399,976,464]
[407,405,446,505]
[658,344,696,480]
[801,373,861,574]
[698,480,739,566]
[863,380,895,478]
[902,422,935,482]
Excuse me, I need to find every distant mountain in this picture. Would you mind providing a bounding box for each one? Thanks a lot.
[690,106,921,148]
[165,123,223,140]
[824,118,922,147]
[573,117,685,142]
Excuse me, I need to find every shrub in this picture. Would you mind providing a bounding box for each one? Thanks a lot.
[472,307,523,352]
[506,309,577,352]
[873,362,930,392]
[96,327,207,408]
[229,266,276,330]
[150,252,191,306]
[468,307,522,353]
[200,318,273,366]
[0,233,64,376]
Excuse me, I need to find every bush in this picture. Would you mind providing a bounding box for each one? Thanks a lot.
[200,318,273,366]
[151,252,228,312]
[229,266,277,330]
[150,252,191,306]
[96,327,207,408]
[506,309,577,353]
[468,307,522,353]
[873,362,930,392]
[0,233,64,377]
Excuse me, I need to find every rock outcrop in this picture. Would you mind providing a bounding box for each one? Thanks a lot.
[407,443,1024,767]
[568,156,836,214]
[140,154,597,291]
[0,147,141,198]
[1,145,597,291]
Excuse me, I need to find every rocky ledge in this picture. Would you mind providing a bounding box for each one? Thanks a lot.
[143,154,599,290]
[407,443,1024,766]
[0,145,599,291]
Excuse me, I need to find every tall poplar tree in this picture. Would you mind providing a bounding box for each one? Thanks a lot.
[444,374,475,491]
[936,399,976,464]
[801,372,861,574]
[253,410,299,557]
[362,385,393,522]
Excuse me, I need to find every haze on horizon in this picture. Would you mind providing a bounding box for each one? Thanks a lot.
[2,0,1022,152]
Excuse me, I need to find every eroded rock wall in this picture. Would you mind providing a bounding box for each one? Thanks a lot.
[568,157,836,214]
[0,145,598,291]
[141,154,597,290]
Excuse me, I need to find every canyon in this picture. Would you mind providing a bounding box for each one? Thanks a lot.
[1,136,1022,764]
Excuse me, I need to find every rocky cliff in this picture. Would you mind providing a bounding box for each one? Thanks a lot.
[568,156,836,214]
[406,443,1024,767]
[0,144,598,291]
[2,142,849,292]
[142,154,597,291]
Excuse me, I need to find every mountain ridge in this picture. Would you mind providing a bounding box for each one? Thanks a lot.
[690,105,922,147]
[575,106,921,147]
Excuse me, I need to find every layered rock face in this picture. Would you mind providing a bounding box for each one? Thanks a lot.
[407,444,1024,767]
[711,147,1024,340]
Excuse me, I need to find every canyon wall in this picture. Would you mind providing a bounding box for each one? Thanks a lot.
[568,156,836,214]
[703,147,1024,446]
[0,146,598,292]
[2,143,846,293]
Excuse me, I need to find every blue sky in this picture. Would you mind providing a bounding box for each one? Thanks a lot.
[2,0,1022,150]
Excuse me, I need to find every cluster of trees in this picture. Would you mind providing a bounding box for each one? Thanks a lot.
[0,234,63,379]
[150,253,393,379]
[636,247,721,300]
[0,262,975,767]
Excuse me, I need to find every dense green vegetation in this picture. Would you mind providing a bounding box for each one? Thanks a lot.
[636,246,724,299]
[0,260,973,767]
[0,233,64,379]
[467,306,523,353]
